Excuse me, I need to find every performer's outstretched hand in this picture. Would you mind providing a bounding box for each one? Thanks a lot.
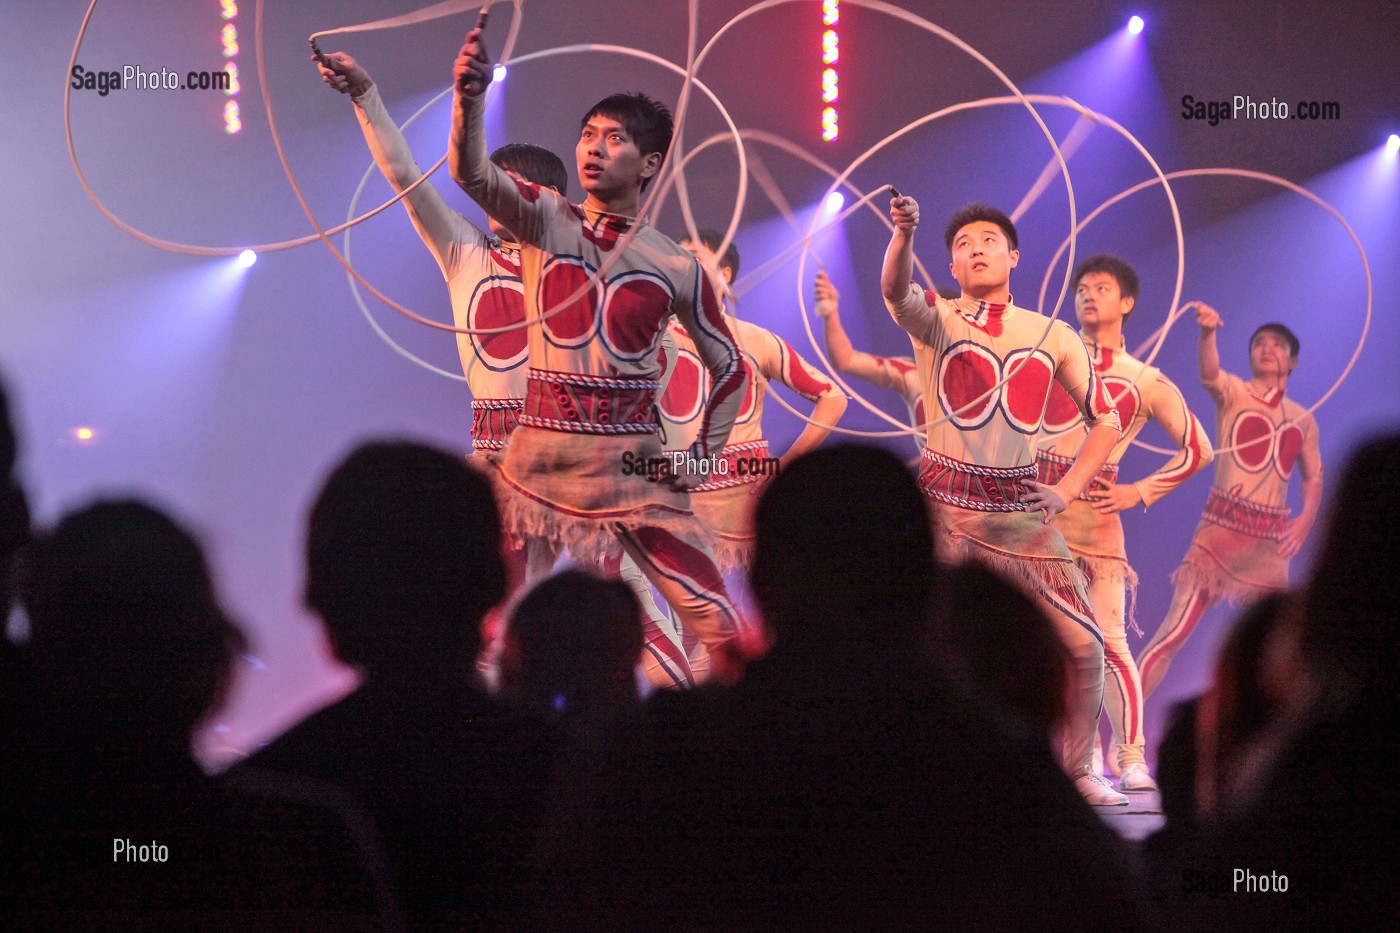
[1088,478,1143,513]
[1192,301,1223,331]
[890,193,920,233]
[454,27,494,99]
[311,51,371,98]
[813,270,839,318]
[1019,479,1069,523]
[1277,513,1314,558]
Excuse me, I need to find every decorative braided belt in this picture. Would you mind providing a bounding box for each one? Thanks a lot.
[470,398,524,451]
[519,369,661,435]
[918,448,1034,512]
[1202,486,1289,540]
[692,440,772,493]
[1035,450,1119,501]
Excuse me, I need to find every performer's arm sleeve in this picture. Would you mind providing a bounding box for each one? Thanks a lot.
[674,265,746,459]
[884,282,941,348]
[354,84,480,278]
[762,330,848,464]
[1044,323,1122,500]
[657,328,680,394]
[449,93,552,245]
[863,354,919,393]
[821,307,904,389]
[1057,323,1122,436]
[1133,372,1215,508]
[1296,416,1324,521]
[759,330,844,405]
[1202,365,1236,407]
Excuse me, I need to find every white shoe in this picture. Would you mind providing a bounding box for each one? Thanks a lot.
[1075,772,1129,807]
[1118,762,1158,792]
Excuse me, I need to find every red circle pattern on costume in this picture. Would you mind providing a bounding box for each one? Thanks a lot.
[1230,411,1304,479]
[938,341,1058,436]
[468,278,528,372]
[600,271,673,362]
[538,257,602,348]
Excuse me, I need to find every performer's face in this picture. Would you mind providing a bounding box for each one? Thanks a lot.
[948,222,1018,293]
[1074,272,1134,329]
[576,117,660,201]
[1250,329,1297,377]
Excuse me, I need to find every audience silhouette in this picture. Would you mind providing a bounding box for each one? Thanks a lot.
[234,441,557,932]
[6,499,381,931]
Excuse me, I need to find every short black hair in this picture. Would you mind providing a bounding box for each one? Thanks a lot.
[23,500,247,737]
[1072,254,1140,321]
[581,92,674,190]
[752,445,936,647]
[944,202,1018,254]
[491,143,569,197]
[306,442,505,670]
[680,228,741,279]
[1251,322,1300,358]
[1073,254,1139,301]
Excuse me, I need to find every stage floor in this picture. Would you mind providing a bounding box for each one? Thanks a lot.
[1096,788,1164,842]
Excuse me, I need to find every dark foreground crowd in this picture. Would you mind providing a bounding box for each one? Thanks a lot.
[1,373,1395,932]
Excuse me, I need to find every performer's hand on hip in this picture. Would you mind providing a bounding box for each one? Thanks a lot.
[454,27,493,99]
[1019,479,1068,523]
[663,468,704,494]
[1088,479,1143,513]
[890,194,919,233]
[1277,514,1313,558]
[311,51,371,98]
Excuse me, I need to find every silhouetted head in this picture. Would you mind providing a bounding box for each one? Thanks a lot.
[751,444,936,651]
[1210,592,1301,766]
[305,441,506,674]
[1303,433,1400,705]
[1,374,30,610]
[931,561,1070,744]
[22,500,245,743]
[499,569,642,720]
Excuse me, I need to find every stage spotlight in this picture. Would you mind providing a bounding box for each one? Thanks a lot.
[73,427,95,443]
[1387,133,1399,155]
[1128,15,1144,34]
[237,249,256,268]
[824,191,845,213]
[493,63,507,83]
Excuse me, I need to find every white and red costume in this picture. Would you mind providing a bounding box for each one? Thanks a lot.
[886,283,1121,776]
[353,84,528,456]
[358,86,692,686]
[839,351,928,452]
[1138,370,1319,696]
[1036,340,1213,770]
[451,94,749,661]
[658,314,843,569]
